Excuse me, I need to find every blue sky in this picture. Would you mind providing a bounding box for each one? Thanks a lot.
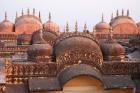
[0,0,140,31]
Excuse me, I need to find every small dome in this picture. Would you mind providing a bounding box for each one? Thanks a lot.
[27,43,52,62]
[100,29,125,61]
[42,29,59,46]
[0,20,14,32]
[95,22,110,30]
[17,33,31,45]
[95,14,110,33]
[100,40,125,61]
[27,30,53,62]
[31,29,58,45]
[43,13,59,33]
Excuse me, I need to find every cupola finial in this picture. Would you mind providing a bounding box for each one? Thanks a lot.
[49,12,51,21]
[5,11,7,20]
[127,9,130,16]
[33,8,35,15]
[16,11,18,19]
[66,21,69,32]
[101,13,104,22]
[93,27,96,38]
[84,23,87,31]
[27,8,30,15]
[111,13,113,20]
[122,9,124,16]
[75,21,78,32]
[21,9,24,16]
[116,10,119,16]
[39,11,41,19]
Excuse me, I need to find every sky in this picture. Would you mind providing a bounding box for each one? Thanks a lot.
[0,0,140,31]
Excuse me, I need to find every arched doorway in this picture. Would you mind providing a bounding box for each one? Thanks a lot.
[33,64,133,93]
[38,75,132,93]
[63,75,132,93]
[34,75,133,93]
[63,75,103,93]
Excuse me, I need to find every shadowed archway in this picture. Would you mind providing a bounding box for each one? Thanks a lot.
[57,64,103,88]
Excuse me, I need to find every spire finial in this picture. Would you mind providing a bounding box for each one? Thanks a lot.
[101,13,104,22]
[66,21,69,32]
[116,10,119,16]
[127,9,130,16]
[63,27,66,33]
[109,27,113,40]
[122,9,124,16]
[16,11,18,19]
[33,8,35,15]
[5,12,7,20]
[49,12,51,21]
[27,8,30,15]
[75,21,78,32]
[21,9,24,16]
[93,27,96,38]
[84,23,87,31]
[111,13,113,20]
[39,11,41,19]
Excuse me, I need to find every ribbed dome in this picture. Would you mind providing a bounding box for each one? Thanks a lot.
[27,30,52,62]
[43,13,59,33]
[15,13,43,34]
[0,20,14,32]
[54,32,103,67]
[110,16,138,34]
[100,32,125,61]
[111,16,136,27]
[17,33,31,45]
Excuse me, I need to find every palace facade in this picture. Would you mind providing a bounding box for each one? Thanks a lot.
[0,9,139,93]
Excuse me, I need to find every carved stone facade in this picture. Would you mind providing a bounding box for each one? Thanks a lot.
[5,61,57,84]
[0,10,139,93]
